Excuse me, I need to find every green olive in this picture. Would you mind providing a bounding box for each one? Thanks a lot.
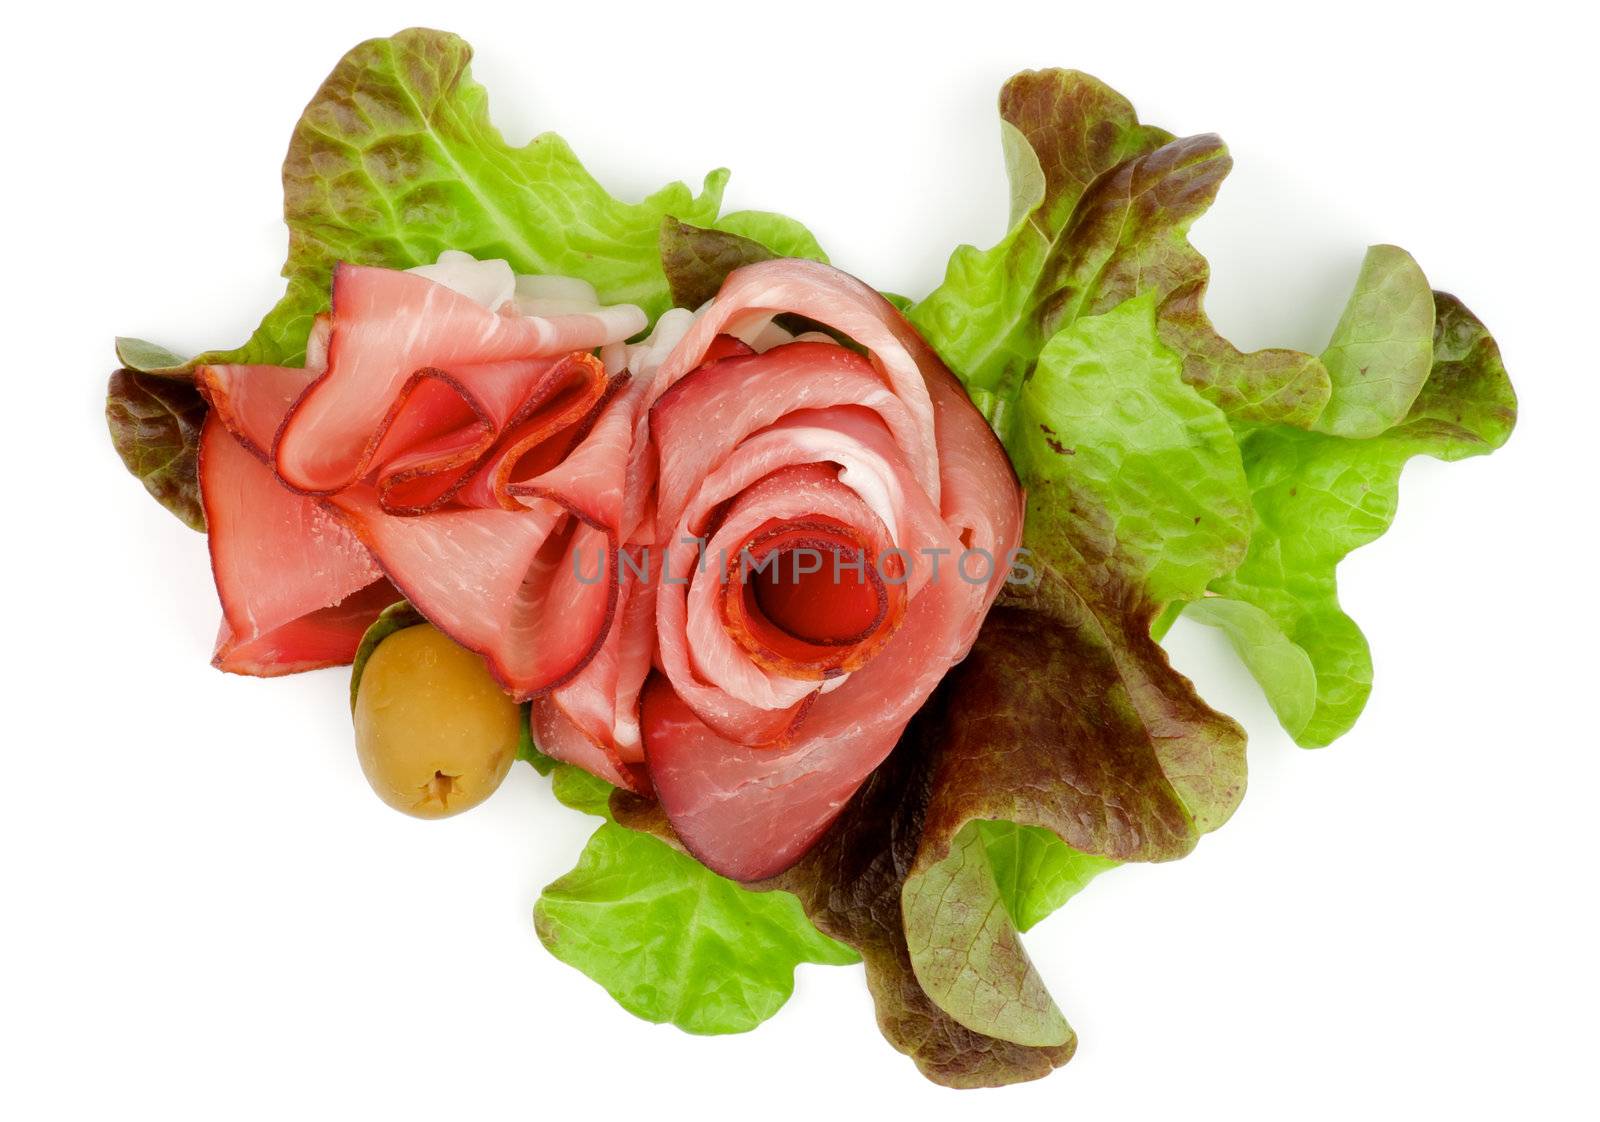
[352,624,520,818]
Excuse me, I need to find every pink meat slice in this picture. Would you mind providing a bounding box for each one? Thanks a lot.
[507,374,640,528]
[641,563,974,882]
[530,544,658,793]
[212,581,402,676]
[199,363,319,455]
[653,408,957,738]
[637,260,1024,881]
[619,261,943,537]
[328,486,617,699]
[275,264,642,494]
[531,694,649,794]
[199,414,393,675]
[330,382,641,698]
[646,259,941,501]
[362,354,613,516]
[649,341,921,536]
[201,263,640,698]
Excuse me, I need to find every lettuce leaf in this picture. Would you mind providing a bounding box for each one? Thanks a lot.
[888,77,1257,996]
[548,763,615,817]
[906,70,1172,413]
[847,63,1511,1083]
[534,766,858,1036]
[710,210,828,265]
[115,27,822,375]
[1014,292,1252,603]
[608,694,1126,1088]
[1312,245,1436,438]
[104,370,206,531]
[909,68,1330,438]
[607,753,1077,1087]
[660,215,823,311]
[1181,597,1318,738]
[232,27,722,366]
[973,821,1117,933]
[110,27,828,527]
[1199,290,1516,744]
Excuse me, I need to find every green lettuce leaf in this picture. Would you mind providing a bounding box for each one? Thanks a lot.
[120,27,752,373]
[907,69,1171,413]
[909,68,1329,438]
[973,821,1116,934]
[534,765,858,1036]
[1313,244,1435,438]
[1015,292,1253,603]
[548,762,616,817]
[1203,291,1516,745]
[110,27,829,528]
[601,691,1126,1088]
[854,70,1259,1072]
[711,210,828,263]
[608,746,1078,1088]
[1181,597,1318,738]
[113,338,195,377]
[894,196,1255,1021]
[104,370,207,531]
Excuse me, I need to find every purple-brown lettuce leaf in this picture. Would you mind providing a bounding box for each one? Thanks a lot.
[608,585,1240,1085]
[611,714,1080,1089]
[909,68,1329,439]
[104,370,207,531]
[660,214,828,311]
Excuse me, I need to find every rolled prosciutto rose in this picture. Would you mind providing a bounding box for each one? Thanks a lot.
[536,259,1025,881]
[197,252,645,693]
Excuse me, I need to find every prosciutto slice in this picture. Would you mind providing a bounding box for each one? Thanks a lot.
[630,259,1023,881]
[275,264,643,494]
[197,361,395,674]
[196,257,646,694]
[528,543,657,793]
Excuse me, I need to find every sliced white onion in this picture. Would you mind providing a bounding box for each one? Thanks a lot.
[514,274,599,307]
[407,249,516,310]
[626,307,698,380]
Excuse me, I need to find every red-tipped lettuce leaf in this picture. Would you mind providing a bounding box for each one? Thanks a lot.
[105,370,207,531]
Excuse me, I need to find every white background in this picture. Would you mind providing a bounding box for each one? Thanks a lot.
[6,2,1596,1118]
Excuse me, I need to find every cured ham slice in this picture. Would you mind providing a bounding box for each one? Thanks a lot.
[634,259,1025,881]
[329,487,617,697]
[199,412,393,676]
[196,256,646,695]
[212,581,402,677]
[646,259,943,503]
[275,263,644,494]
[529,548,656,794]
[641,569,972,880]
